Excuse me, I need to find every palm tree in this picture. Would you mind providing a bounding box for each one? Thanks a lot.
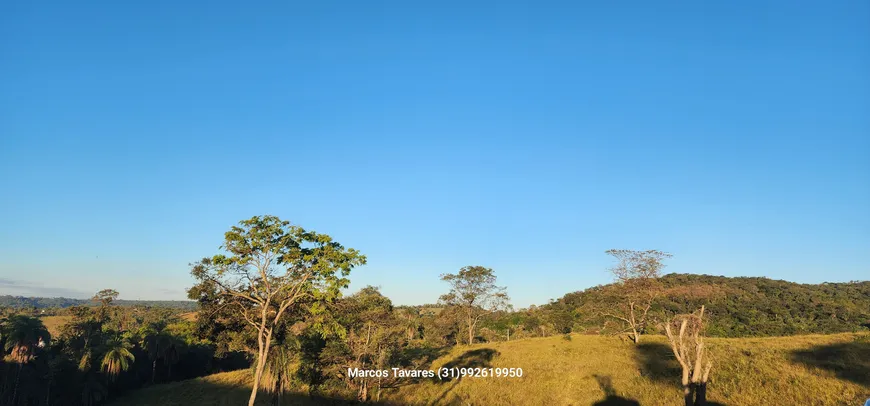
[161,334,185,380]
[100,337,135,381]
[141,330,162,383]
[140,328,187,383]
[81,373,108,406]
[1,315,51,404]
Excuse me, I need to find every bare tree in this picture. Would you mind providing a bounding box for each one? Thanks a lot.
[190,215,366,406]
[603,249,671,343]
[664,306,714,406]
[439,266,511,345]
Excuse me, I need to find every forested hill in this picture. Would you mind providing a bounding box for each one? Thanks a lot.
[0,295,198,310]
[549,273,870,337]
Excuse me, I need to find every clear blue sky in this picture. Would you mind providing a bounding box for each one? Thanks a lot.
[1,1,868,307]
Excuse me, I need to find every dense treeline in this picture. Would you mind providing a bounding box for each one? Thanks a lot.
[544,273,870,337]
[0,296,197,311]
[0,293,243,406]
[4,273,866,404]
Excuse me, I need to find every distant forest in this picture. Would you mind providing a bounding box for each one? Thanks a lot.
[3,273,868,338]
[0,295,198,311]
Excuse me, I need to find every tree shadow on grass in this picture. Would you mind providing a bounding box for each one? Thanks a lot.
[633,342,681,388]
[108,379,401,406]
[429,348,499,405]
[403,346,450,368]
[438,348,499,382]
[790,338,870,386]
[591,375,640,406]
[632,343,728,406]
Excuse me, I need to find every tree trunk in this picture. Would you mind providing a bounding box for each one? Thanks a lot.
[12,364,21,405]
[694,383,707,406]
[683,384,694,406]
[631,328,640,343]
[681,367,692,406]
[249,353,266,406]
[152,360,157,384]
[359,381,368,402]
[249,331,273,406]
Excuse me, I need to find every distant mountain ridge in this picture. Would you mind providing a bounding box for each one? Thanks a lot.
[0,295,198,311]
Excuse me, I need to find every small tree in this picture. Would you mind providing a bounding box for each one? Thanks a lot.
[664,306,713,406]
[321,287,404,402]
[190,215,366,406]
[439,266,510,345]
[603,249,671,343]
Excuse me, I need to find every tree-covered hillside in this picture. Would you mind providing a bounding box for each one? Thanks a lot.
[548,274,870,337]
[0,295,198,311]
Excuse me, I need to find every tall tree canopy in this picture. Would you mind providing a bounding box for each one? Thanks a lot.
[189,215,366,406]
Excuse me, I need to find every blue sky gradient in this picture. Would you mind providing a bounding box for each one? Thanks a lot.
[1,1,868,306]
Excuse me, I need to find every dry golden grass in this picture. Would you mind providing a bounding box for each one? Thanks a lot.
[179,311,198,322]
[40,315,72,337]
[112,333,870,406]
[106,369,347,406]
[383,333,869,405]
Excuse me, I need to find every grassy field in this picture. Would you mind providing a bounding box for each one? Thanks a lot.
[179,311,198,322]
[40,315,72,336]
[112,333,870,405]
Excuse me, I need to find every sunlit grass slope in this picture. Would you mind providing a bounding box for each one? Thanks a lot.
[40,315,72,336]
[106,369,353,406]
[113,333,870,406]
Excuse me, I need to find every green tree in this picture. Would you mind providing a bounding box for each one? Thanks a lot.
[320,287,405,402]
[439,266,511,345]
[1,315,51,403]
[141,327,182,383]
[100,337,135,381]
[190,215,366,406]
[92,289,119,322]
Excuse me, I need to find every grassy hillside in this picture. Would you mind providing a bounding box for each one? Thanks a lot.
[111,332,870,406]
[105,369,351,406]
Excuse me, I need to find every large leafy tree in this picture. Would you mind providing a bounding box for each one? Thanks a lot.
[190,215,366,406]
[439,266,511,345]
